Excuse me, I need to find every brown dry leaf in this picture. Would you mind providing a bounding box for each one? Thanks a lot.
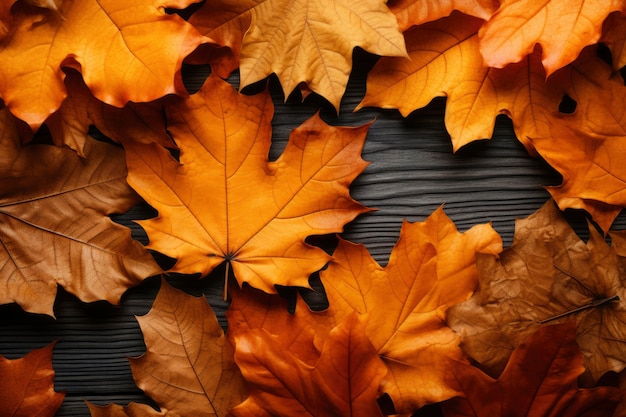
[0,0,206,128]
[442,323,623,417]
[388,0,498,31]
[447,200,626,384]
[320,208,501,413]
[357,12,560,153]
[88,278,247,417]
[0,108,161,316]
[125,74,371,294]
[188,0,406,109]
[478,0,625,74]
[45,70,173,157]
[0,342,65,417]
[230,312,387,417]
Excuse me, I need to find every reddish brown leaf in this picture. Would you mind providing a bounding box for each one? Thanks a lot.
[0,342,65,417]
[448,200,626,383]
[126,74,371,294]
[230,313,387,417]
[0,108,161,316]
[88,278,247,417]
[0,0,206,128]
[442,323,623,417]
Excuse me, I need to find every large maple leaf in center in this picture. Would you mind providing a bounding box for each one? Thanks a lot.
[125,75,370,293]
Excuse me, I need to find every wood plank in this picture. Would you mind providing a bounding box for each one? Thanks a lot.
[1,51,623,416]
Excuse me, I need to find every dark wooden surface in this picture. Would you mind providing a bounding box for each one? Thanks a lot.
[1,51,624,416]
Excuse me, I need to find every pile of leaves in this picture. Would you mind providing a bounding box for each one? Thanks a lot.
[3,0,626,415]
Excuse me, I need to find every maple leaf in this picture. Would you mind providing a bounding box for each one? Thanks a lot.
[88,278,247,417]
[527,46,626,230]
[388,0,498,31]
[447,200,626,383]
[477,0,625,74]
[0,0,206,128]
[357,12,563,153]
[187,0,407,109]
[230,312,387,417]
[45,70,173,157]
[125,74,371,294]
[0,342,65,417]
[319,208,501,413]
[441,322,623,417]
[0,108,161,316]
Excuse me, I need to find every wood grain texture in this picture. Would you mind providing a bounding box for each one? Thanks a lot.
[1,50,624,416]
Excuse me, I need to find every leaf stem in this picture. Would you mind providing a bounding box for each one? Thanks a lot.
[223,261,230,301]
[538,295,620,324]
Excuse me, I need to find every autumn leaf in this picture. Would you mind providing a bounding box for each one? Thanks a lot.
[441,322,623,417]
[528,46,626,230]
[318,208,501,413]
[0,0,15,38]
[45,69,173,157]
[0,108,161,316]
[88,278,247,417]
[388,0,498,31]
[357,12,562,152]
[188,0,407,109]
[0,342,65,417]
[602,12,626,72]
[447,200,626,383]
[0,0,206,128]
[230,312,387,417]
[126,74,371,294]
[477,0,625,74]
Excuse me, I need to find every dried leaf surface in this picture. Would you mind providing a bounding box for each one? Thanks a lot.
[0,109,160,316]
[189,0,406,109]
[45,70,173,157]
[388,0,498,30]
[89,279,247,417]
[478,0,625,74]
[0,0,205,127]
[126,74,371,293]
[231,313,387,417]
[448,200,626,383]
[442,323,623,417]
[320,208,501,412]
[0,343,65,417]
[358,12,560,152]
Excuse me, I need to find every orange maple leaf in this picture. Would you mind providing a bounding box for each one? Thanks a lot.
[125,74,371,294]
[0,0,206,128]
[478,0,625,74]
[320,208,501,413]
[0,342,65,417]
[357,12,561,153]
[231,312,387,417]
[442,323,623,417]
[0,108,161,316]
[187,0,407,109]
[88,279,247,416]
